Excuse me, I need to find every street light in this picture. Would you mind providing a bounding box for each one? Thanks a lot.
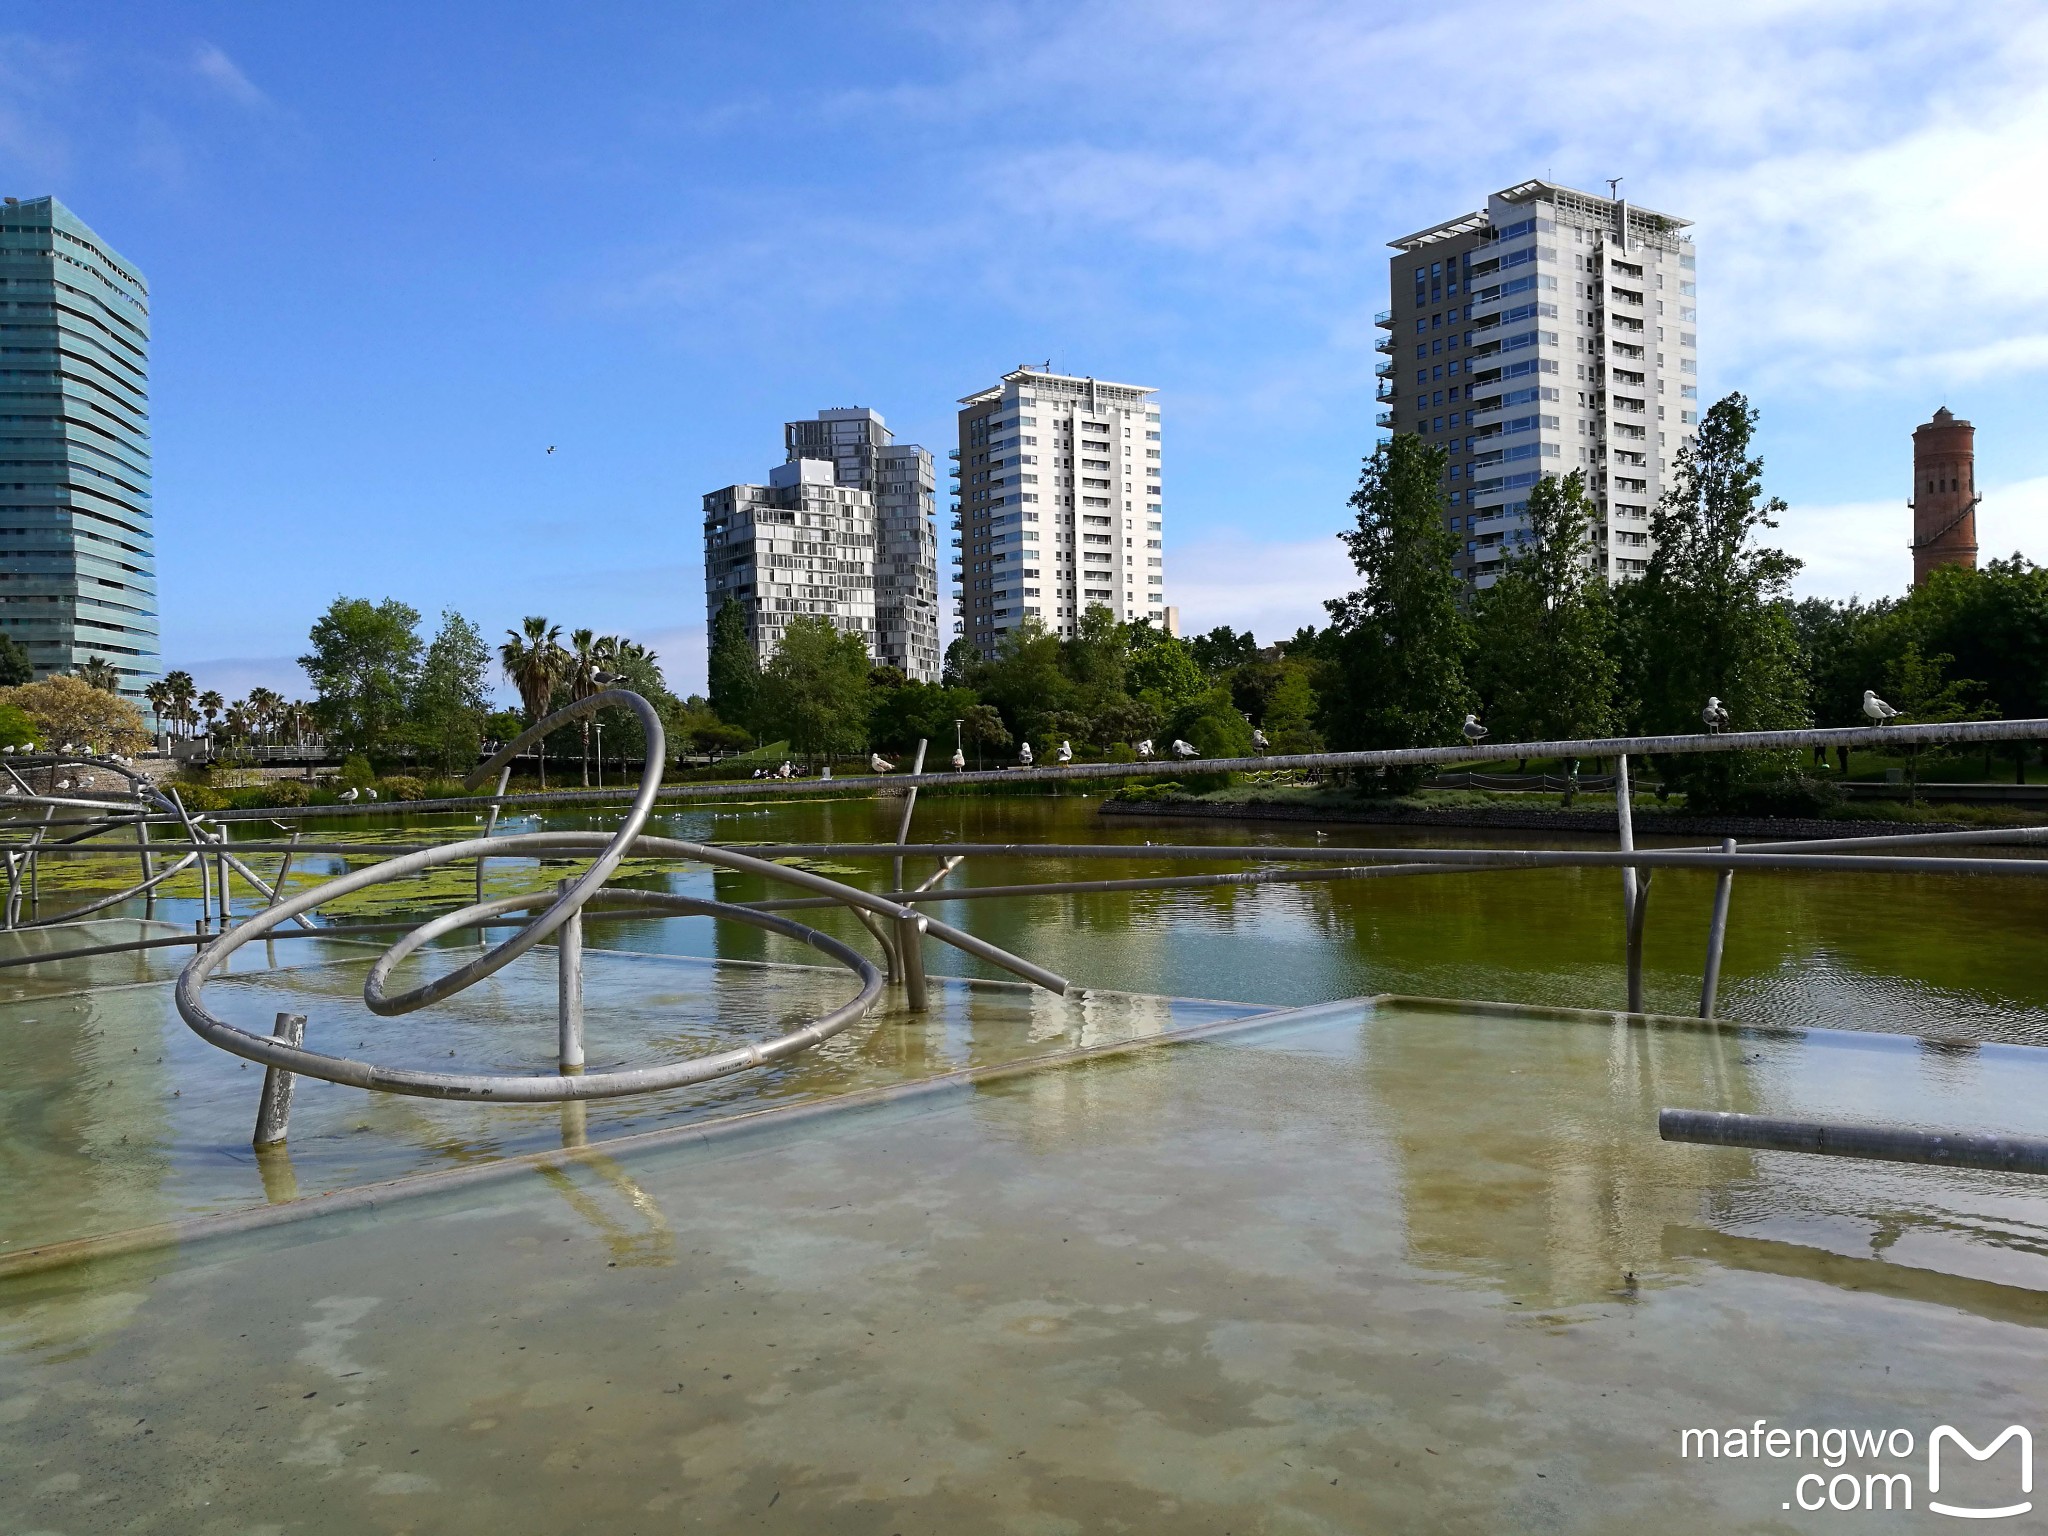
[595,721,603,789]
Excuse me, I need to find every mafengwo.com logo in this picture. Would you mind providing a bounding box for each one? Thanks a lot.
[1679,1421,2032,1517]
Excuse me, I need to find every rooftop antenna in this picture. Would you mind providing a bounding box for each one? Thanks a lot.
[1606,177,1623,201]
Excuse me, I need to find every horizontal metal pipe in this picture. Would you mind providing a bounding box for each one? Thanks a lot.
[23,716,2044,823]
[739,862,1450,910]
[1659,1108,2048,1176]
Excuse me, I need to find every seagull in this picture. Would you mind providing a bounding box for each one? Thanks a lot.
[365,788,379,801]
[1135,739,1155,759]
[777,760,794,779]
[1171,738,1199,759]
[1,746,12,756]
[1252,729,1268,754]
[870,752,895,773]
[546,445,556,455]
[1462,713,1488,743]
[1702,696,1731,734]
[1018,742,1034,767]
[1863,689,1899,726]
[56,778,73,791]
[951,747,966,770]
[337,787,359,803]
[1056,740,1073,763]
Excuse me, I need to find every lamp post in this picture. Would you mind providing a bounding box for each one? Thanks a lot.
[594,721,603,790]
[953,718,965,772]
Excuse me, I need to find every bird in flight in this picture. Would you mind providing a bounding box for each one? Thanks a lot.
[546,445,556,455]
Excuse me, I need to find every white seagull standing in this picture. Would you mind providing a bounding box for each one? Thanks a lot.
[1863,689,1900,726]
[1018,741,1034,767]
[1252,728,1269,754]
[1135,739,1155,760]
[337,787,359,803]
[870,752,895,773]
[1702,696,1731,734]
[951,746,966,770]
[1171,738,1199,759]
[1461,713,1488,743]
[1056,740,1073,763]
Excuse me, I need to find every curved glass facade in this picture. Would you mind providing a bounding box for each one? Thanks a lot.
[0,195,159,697]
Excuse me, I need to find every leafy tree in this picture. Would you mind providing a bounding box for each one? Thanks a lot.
[1616,392,1806,805]
[706,600,760,735]
[1469,469,1617,745]
[976,620,1074,745]
[0,675,148,754]
[410,610,493,776]
[754,615,872,763]
[299,597,424,761]
[1901,558,2048,780]
[961,702,1011,765]
[941,637,981,689]
[0,702,38,751]
[1169,686,1254,758]
[1189,625,1257,677]
[1259,662,1323,753]
[0,633,32,687]
[869,679,980,756]
[1319,434,1471,779]
[1123,624,1206,718]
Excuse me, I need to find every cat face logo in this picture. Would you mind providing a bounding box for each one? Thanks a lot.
[1929,1426,2032,1519]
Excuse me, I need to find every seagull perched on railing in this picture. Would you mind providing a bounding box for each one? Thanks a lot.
[1056,740,1072,763]
[337,787,359,803]
[1018,741,1034,767]
[951,746,966,770]
[1252,728,1268,754]
[1863,689,1899,725]
[1171,738,1199,759]
[1135,739,1155,759]
[365,788,379,801]
[870,752,895,773]
[1462,713,1488,743]
[777,760,794,779]
[1702,696,1731,734]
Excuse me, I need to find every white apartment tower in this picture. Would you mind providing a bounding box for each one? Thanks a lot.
[702,457,877,664]
[784,407,940,681]
[953,366,1164,653]
[1380,181,1699,586]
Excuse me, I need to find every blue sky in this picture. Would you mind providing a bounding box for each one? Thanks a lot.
[4,1,2045,701]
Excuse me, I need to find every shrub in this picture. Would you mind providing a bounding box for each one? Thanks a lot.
[378,775,428,801]
[340,755,376,791]
[265,778,311,807]
[172,783,231,812]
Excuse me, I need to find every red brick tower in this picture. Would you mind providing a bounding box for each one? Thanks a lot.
[1911,407,1978,587]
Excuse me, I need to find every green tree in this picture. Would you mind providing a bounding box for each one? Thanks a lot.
[1259,662,1323,753]
[1469,469,1617,746]
[1189,625,1257,677]
[299,597,424,761]
[75,655,119,693]
[410,609,493,777]
[977,620,1074,746]
[0,633,31,687]
[1123,624,1206,719]
[1169,686,1254,758]
[754,615,872,764]
[706,600,761,736]
[1616,392,1807,805]
[1319,435,1471,779]
[1900,558,2048,781]
[0,702,38,751]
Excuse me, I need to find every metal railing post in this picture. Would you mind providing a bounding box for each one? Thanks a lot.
[476,765,511,928]
[1699,837,1736,1018]
[1616,753,1648,1010]
[893,739,929,1010]
[557,877,584,1073]
[252,1011,307,1146]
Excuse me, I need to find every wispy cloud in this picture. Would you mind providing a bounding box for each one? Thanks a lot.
[191,42,269,110]
[1781,472,2047,601]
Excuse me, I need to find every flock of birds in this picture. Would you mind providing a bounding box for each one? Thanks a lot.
[1456,689,1901,745]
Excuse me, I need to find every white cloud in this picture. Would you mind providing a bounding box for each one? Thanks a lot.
[1166,531,1354,643]
[1781,472,2047,601]
[191,43,268,110]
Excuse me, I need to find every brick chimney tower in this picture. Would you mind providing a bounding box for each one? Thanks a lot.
[1910,406,1979,586]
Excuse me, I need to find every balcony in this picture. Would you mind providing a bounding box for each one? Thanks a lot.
[1374,307,1395,329]
[1375,381,1396,403]
[1374,333,1398,355]
[1375,409,1396,428]
[1374,358,1395,378]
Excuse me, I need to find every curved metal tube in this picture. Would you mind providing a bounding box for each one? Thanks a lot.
[364,688,666,1013]
[177,889,883,1101]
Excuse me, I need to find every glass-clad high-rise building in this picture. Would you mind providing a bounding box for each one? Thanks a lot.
[0,196,159,696]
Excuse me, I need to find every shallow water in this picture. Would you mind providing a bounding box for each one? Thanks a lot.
[5,1000,2047,1533]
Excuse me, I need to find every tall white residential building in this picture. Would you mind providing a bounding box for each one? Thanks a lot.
[1380,180,1699,587]
[952,366,1164,654]
[784,407,941,681]
[702,456,876,664]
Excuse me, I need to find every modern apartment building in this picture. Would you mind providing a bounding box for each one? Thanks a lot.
[783,407,940,681]
[1379,181,1698,587]
[0,196,160,696]
[952,366,1164,653]
[702,456,877,665]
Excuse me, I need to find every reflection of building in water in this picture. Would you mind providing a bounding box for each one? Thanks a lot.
[1362,1009,1761,1307]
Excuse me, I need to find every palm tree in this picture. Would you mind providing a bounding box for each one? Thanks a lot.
[199,690,223,741]
[143,679,170,742]
[500,616,567,787]
[161,670,196,739]
[566,627,604,786]
[246,686,285,745]
[76,655,119,693]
